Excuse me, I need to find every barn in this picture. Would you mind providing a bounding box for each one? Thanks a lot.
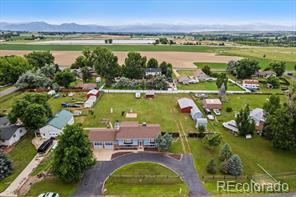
[203,99,222,109]
[86,89,99,98]
[177,98,195,113]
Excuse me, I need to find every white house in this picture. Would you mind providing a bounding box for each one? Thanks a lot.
[39,110,74,139]
[84,96,97,108]
[195,118,208,128]
[190,105,203,120]
[242,80,260,90]
[145,68,162,77]
[0,119,27,146]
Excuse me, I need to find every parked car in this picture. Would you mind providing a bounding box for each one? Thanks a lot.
[207,114,215,120]
[204,108,211,115]
[213,109,221,116]
[287,72,293,76]
[38,192,60,197]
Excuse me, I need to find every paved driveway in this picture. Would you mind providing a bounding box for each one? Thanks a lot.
[73,152,207,197]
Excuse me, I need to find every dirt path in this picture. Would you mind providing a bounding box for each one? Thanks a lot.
[0,50,241,68]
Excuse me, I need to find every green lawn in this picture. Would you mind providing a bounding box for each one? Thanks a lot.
[104,162,188,196]
[25,177,78,197]
[82,93,196,132]
[189,94,296,193]
[0,134,36,192]
[194,62,227,70]
[0,91,28,114]
[0,85,13,92]
[177,81,243,91]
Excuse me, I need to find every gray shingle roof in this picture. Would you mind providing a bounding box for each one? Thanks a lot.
[177,98,195,109]
[0,125,19,140]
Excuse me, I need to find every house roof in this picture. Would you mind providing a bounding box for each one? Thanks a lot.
[87,89,99,95]
[0,125,20,140]
[243,80,259,84]
[145,68,161,73]
[88,122,161,141]
[177,76,189,82]
[203,99,222,105]
[47,110,73,129]
[0,117,10,127]
[250,108,264,125]
[177,98,195,109]
[191,105,202,116]
[223,120,239,133]
[194,69,207,77]
[75,83,97,90]
[116,124,161,139]
[88,128,116,141]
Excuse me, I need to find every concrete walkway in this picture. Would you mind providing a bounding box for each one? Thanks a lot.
[0,87,18,97]
[73,152,207,197]
[0,154,44,197]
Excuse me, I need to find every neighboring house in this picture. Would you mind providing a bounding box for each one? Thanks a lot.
[249,108,265,132]
[256,70,276,78]
[194,69,209,81]
[188,76,199,84]
[203,99,222,109]
[0,124,27,147]
[0,117,10,127]
[88,121,161,150]
[195,118,208,129]
[242,80,260,90]
[223,120,239,134]
[145,68,162,77]
[39,110,74,139]
[177,76,190,85]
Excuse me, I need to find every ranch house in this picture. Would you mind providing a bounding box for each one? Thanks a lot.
[88,121,161,150]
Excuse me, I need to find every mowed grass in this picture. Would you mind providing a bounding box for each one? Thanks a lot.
[177,81,243,91]
[104,162,188,196]
[0,91,28,113]
[25,177,78,197]
[189,94,296,192]
[82,93,196,132]
[0,134,36,192]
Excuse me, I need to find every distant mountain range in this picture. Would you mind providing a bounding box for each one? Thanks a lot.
[0,21,295,32]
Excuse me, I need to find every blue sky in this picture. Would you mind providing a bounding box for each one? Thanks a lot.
[0,0,295,25]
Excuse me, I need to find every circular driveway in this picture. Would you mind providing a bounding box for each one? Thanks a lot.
[72,152,208,197]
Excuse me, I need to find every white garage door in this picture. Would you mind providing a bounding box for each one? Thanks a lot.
[104,142,114,150]
[94,142,104,149]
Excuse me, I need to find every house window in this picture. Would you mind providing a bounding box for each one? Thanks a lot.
[124,139,132,144]
[13,134,16,138]
[2,140,5,142]
[105,142,113,146]
[150,139,155,144]
[19,129,22,133]
[95,142,103,146]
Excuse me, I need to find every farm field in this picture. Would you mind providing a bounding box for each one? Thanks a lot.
[194,62,227,70]
[104,162,188,196]
[81,93,196,132]
[0,50,240,68]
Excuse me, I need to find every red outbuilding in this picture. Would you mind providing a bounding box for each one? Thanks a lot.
[177,98,195,113]
[86,89,100,98]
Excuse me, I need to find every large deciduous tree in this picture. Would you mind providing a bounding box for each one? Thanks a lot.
[8,94,52,132]
[147,58,158,68]
[0,56,32,84]
[54,69,76,88]
[270,62,286,76]
[25,51,55,68]
[235,105,255,136]
[123,52,147,79]
[51,124,95,183]
[233,59,260,79]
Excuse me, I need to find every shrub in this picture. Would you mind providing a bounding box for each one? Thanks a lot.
[221,154,243,176]
[0,151,13,180]
[219,143,233,161]
[226,107,233,112]
[207,159,217,174]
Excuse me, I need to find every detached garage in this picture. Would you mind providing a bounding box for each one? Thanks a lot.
[177,98,195,113]
[88,128,116,150]
[203,99,222,109]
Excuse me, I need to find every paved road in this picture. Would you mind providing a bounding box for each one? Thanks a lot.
[0,87,18,97]
[73,152,207,197]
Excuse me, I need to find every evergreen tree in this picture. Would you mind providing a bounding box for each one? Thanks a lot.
[219,143,233,161]
[51,124,95,183]
[221,154,243,176]
[0,151,13,180]
[155,133,172,151]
